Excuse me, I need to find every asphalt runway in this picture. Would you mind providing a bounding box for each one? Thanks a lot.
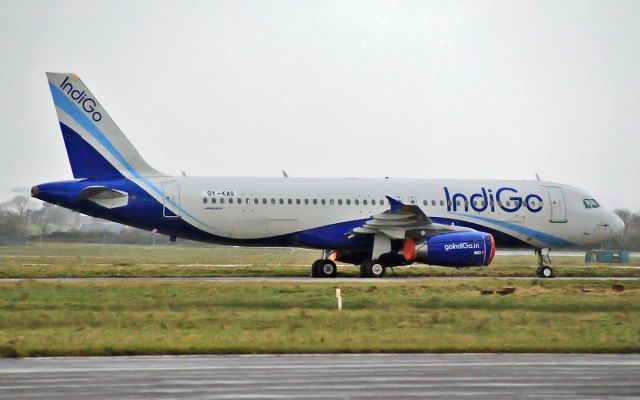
[1,354,639,399]
[0,276,639,283]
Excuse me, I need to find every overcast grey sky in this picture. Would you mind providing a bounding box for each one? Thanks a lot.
[1,0,639,210]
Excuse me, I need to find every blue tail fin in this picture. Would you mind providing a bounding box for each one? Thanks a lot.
[46,73,164,180]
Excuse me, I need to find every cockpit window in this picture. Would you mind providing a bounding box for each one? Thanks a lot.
[583,198,600,209]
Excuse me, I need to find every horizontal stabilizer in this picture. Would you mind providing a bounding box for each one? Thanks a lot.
[79,186,128,209]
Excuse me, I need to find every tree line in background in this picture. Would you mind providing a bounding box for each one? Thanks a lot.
[0,195,639,250]
[0,195,173,245]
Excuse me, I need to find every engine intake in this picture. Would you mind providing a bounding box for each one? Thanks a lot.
[415,231,495,267]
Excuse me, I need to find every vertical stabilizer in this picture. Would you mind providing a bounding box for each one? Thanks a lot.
[46,72,164,180]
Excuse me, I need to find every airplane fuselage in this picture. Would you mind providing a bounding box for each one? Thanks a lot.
[34,175,622,252]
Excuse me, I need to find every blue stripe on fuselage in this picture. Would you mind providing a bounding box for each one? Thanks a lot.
[458,213,575,248]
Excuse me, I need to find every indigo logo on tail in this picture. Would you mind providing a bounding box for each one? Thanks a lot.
[59,76,102,122]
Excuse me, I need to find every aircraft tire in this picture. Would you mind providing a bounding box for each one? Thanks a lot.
[310,259,323,277]
[536,266,554,278]
[363,260,386,278]
[316,259,337,278]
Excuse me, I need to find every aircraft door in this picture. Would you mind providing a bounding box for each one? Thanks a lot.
[547,187,567,223]
[162,182,181,218]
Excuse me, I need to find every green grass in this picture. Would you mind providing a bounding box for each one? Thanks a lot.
[0,243,638,278]
[0,279,639,357]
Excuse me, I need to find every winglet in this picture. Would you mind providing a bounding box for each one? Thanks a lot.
[386,196,403,212]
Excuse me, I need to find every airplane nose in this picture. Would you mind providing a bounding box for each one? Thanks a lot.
[610,213,625,237]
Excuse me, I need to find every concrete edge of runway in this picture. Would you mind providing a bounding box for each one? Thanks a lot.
[0,276,639,283]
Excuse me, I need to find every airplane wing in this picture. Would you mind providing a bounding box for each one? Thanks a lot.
[350,196,470,240]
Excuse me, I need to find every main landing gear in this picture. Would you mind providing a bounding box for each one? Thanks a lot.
[535,248,554,278]
[360,259,386,278]
[309,254,387,279]
[310,259,337,278]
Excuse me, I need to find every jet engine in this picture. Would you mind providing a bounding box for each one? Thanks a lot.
[413,231,495,267]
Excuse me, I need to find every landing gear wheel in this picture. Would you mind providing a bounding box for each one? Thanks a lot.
[535,249,554,279]
[310,260,322,277]
[537,266,553,278]
[311,259,337,278]
[362,260,386,278]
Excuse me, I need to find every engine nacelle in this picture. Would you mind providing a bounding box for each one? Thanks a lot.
[414,231,495,267]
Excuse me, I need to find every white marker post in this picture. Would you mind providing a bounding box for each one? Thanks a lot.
[336,288,342,311]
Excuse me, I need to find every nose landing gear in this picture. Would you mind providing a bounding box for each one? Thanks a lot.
[535,248,554,278]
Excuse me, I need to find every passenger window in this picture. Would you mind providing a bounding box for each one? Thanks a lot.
[238,198,243,205]
[262,198,267,204]
[254,198,259,204]
[506,201,510,207]
[321,199,326,205]
[279,198,284,205]
[372,199,377,206]
[423,200,427,206]
[229,198,234,204]
[456,200,460,206]
[212,198,217,204]
[346,199,351,205]
[355,199,359,205]
[220,198,225,204]
[271,198,275,204]
[288,199,292,205]
[305,199,309,205]
[313,199,317,205]
[203,198,208,204]
[432,200,436,206]
[296,199,300,205]
[363,199,368,205]
[338,199,343,205]
[330,199,334,205]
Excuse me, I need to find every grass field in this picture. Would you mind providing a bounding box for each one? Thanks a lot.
[0,243,638,357]
[0,279,639,357]
[0,243,638,278]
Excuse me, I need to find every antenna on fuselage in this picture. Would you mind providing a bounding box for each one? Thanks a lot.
[282,170,289,178]
[535,173,541,181]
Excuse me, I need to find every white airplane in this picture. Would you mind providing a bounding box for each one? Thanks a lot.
[32,73,625,278]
